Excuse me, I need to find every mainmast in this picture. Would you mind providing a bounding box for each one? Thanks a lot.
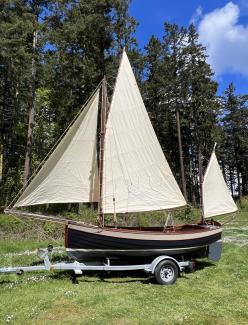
[98,77,108,227]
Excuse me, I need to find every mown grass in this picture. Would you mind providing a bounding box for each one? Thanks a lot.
[0,207,248,324]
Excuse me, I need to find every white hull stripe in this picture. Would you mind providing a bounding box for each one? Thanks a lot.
[66,246,206,253]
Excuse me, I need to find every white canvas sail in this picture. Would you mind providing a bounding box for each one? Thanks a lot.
[14,90,100,207]
[203,148,237,218]
[102,51,186,214]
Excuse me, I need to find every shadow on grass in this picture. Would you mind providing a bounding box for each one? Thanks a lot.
[194,260,215,271]
[0,279,17,285]
[49,269,155,284]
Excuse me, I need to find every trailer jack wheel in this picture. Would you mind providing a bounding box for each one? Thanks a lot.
[155,260,178,285]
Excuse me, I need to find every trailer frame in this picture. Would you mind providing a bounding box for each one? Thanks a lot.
[0,245,195,285]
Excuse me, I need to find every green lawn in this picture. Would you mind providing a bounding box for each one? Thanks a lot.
[0,211,248,325]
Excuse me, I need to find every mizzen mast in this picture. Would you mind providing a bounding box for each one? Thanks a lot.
[98,77,108,227]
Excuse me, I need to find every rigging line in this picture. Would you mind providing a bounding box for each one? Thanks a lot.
[106,81,114,90]
[13,213,63,246]
[103,202,187,215]
[218,213,237,226]
[7,80,103,209]
[186,203,194,209]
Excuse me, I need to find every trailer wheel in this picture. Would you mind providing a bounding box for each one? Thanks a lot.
[16,269,24,276]
[155,260,178,285]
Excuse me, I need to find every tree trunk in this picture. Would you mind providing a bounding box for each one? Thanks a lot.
[176,109,187,201]
[23,30,37,188]
[221,158,227,182]
[229,167,234,197]
[236,167,242,199]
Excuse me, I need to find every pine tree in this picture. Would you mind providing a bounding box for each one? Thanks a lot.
[23,0,50,188]
[144,23,219,204]
[221,83,248,197]
[182,24,219,203]
[106,0,143,87]
[43,0,114,137]
[0,0,40,205]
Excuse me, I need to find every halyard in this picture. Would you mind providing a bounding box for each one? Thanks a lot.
[0,209,248,325]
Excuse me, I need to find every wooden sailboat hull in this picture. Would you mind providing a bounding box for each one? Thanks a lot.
[65,223,222,261]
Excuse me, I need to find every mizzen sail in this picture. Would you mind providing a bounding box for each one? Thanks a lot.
[203,148,237,218]
[14,90,100,207]
[102,51,186,214]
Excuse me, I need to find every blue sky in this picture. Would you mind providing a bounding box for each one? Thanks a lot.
[129,1,248,95]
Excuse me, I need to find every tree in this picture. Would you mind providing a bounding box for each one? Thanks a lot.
[182,24,219,204]
[221,83,248,197]
[144,23,219,204]
[106,0,143,86]
[43,0,114,137]
[0,0,39,205]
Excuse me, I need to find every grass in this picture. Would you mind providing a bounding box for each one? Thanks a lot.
[0,208,248,325]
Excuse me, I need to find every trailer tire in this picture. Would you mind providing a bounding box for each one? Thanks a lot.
[155,260,178,285]
[16,269,24,276]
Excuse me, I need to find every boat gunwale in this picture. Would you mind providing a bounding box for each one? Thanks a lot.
[67,221,222,236]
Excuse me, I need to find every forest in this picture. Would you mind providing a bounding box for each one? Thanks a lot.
[0,0,248,210]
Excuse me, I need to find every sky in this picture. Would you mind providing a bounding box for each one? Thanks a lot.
[129,0,248,95]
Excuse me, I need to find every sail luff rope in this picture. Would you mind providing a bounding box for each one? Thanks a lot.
[7,81,103,210]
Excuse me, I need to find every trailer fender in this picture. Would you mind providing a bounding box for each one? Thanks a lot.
[145,256,181,274]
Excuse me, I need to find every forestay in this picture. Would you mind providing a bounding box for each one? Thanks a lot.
[203,148,237,218]
[14,90,100,207]
[102,51,186,213]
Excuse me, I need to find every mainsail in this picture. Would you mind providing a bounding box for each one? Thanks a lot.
[14,90,100,207]
[203,147,237,218]
[102,50,186,213]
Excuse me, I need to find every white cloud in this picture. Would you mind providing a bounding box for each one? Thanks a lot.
[197,2,248,77]
[190,6,203,25]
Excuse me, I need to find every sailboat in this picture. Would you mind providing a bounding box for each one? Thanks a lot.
[6,50,237,262]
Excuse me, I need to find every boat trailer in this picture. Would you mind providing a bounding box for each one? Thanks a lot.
[0,245,195,285]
